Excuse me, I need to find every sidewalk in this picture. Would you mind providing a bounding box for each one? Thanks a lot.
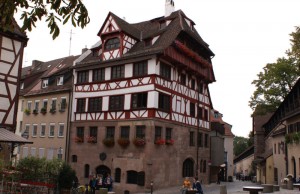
[150,180,300,194]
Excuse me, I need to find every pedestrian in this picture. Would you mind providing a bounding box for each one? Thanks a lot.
[192,177,203,194]
[181,177,191,194]
[105,173,113,191]
[217,169,222,184]
[89,175,97,194]
[97,174,103,189]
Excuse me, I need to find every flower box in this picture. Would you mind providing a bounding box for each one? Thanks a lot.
[86,136,97,144]
[24,109,31,115]
[165,139,174,145]
[74,136,83,143]
[40,107,47,114]
[133,138,146,147]
[49,108,56,114]
[102,138,115,147]
[117,138,130,148]
[154,138,165,145]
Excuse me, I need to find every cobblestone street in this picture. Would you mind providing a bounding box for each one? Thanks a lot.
[147,180,300,194]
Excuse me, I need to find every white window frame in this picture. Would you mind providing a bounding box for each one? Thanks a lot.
[43,99,48,108]
[22,147,28,158]
[49,123,55,137]
[42,79,48,88]
[40,124,46,137]
[30,147,36,156]
[32,124,38,137]
[60,97,67,111]
[47,148,54,160]
[34,100,40,112]
[39,148,45,158]
[58,123,64,137]
[57,76,64,86]
[27,101,32,111]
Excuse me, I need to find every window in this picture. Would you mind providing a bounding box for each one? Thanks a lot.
[136,126,145,139]
[88,97,102,112]
[40,124,46,137]
[133,61,148,76]
[111,65,124,79]
[32,125,37,137]
[42,79,48,88]
[57,148,63,159]
[190,102,195,117]
[191,79,195,90]
[198,107,203,119]
[155,126,162,140]
[60,98,67,111]
[77,71,89,84]
[160,62,171,79]
[181,73,186,85]
[21,100,24,111]
[51,99,57,111]
[166,128,172,140]
[131,93,147,109]
[22,147,28,158]
[105,37,120,50]
[93,68,105,82]
[106,127,115,139]
[31,147,36,157]
[204,109,208,121]
[77,98,86,112]
[72,155,77,163]
[204,134,209,147]
[49,124,55,137]
[203,160,206,173]
[84,164,90,178]
[198,132,203,147]
[127,170,138,184]
[43,100,48,109]
[20,82,24,90]
[57,76,63,85]
[58,124,64,137]
[47,148,54,160]
[27,101,32,111]
[39,148,45,158]
[189,131,195,146]
[76,127,84,140]
[198,83,204,94]
[278,143,280,154]
[182,158,194,177]
[120,126,130,139]
[115,168,121,183]
[158,93,170,112]
[90,127,98,142]
[34,101,39,113]
[109,95,124,111]
[274,143,276,154]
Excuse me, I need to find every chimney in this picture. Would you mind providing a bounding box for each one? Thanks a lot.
[32,60,43,69]
[165,0,175,17]
[82,48,88,54]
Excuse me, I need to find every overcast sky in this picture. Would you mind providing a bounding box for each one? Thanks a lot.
[16,0,300,137]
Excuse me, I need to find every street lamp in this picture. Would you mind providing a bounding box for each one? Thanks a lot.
[57,147,62,160]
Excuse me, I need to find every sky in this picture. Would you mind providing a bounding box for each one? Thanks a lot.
[16,0,300,137]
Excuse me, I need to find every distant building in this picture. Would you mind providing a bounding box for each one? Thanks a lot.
[18,55,79,161]
[69,0,216,193]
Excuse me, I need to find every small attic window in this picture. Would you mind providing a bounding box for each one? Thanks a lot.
[20,82,24,90]
[105,37,120,51]
[159,21,166,29]
[145,39,152,47]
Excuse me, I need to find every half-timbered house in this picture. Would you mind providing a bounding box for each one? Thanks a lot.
[70,1,216,192]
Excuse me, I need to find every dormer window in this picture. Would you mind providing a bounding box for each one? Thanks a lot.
[105,37,120,51]
[42,79,48,88]
[57,76,63,86]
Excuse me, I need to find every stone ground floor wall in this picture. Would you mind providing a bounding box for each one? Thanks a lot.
[68,119,211,193]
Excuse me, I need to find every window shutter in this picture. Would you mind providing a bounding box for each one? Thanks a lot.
[137,171,145,186]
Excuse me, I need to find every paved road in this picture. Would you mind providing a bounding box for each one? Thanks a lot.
[148,180,300,194]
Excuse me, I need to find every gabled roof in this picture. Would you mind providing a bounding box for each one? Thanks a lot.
[78,10,214,69]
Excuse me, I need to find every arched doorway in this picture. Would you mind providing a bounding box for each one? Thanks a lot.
[96,165,111,177]
[182,158,194,177]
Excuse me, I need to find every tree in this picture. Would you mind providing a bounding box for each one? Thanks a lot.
[249,27,300,115]
[0,0,90,39]
[233,136,249,156]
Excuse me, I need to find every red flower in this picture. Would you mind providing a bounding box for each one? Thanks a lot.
[133,138,146,146]
[154,138,165,145]
[165,139,174,145]
[74,136,83,143]
[86,136,97,143]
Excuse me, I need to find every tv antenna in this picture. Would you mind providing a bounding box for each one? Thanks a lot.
[69,29,76,56]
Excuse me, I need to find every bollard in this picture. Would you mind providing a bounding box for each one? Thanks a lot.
[220,185,227,194]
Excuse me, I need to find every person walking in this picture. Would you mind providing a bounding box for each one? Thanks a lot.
[105,173,113,192]
[192,177,203,194]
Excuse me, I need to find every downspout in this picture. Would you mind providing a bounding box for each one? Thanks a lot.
[196,80,200,178]
[65,71,74,163]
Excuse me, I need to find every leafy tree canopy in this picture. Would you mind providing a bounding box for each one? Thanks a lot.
[0,0,90,39]
[233,136,249,156]
[249,27,300,115]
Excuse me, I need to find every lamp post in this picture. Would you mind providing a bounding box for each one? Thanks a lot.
[150,181,153,194]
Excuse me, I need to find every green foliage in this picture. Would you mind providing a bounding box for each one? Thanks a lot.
[0,0,90,39]
[57,163,76,189]
[233,136,249,156]
[285,132,300,144]
[249,57,299,115]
